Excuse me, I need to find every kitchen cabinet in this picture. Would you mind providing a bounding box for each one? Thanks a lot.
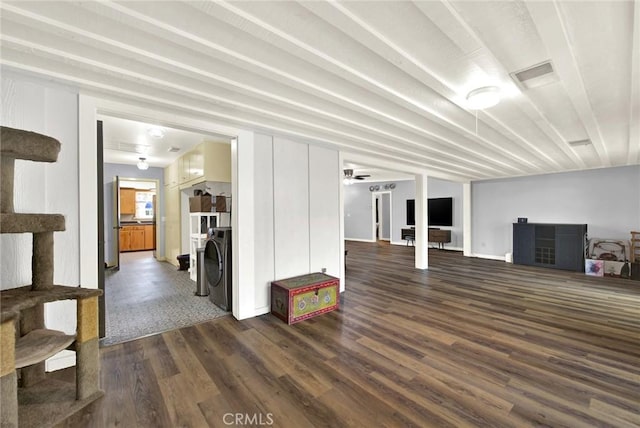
[179,156,189,184]
[188,144,204,182]
[119,225,155,252]
[164,161,179,188]
[178,145,206,185]
[119,229,130,251]
[120,188,136,214]
[144,224,155,249]
[164,185,181,266]
[201,141,231,183]
[165,142,231,189]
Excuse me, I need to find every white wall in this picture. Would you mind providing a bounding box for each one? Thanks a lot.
[344,177,464,248]
[343,182,375,241]
[273,138,310,279]
[471,165,640,259]
[380,193,390,240]
[1,71,80,369]
[309,146,341,276]
[233,134,343,320]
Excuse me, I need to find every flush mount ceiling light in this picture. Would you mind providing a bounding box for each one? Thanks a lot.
[147,126,164,139]
[137,157,149,170]
[466,86,501,110]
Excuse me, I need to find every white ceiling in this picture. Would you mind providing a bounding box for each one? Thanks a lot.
[1,1,638,181]
[99,114,226,168]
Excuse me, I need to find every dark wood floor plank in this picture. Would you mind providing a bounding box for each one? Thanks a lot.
[131,358,173,427]
[141,334,180,380]
[64,242,639,427]
[162,329,221,398]
[158,374,210,427]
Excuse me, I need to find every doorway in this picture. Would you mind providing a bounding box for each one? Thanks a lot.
[372,191,392,242]
[98,114,233,344]
[112,178,158,268]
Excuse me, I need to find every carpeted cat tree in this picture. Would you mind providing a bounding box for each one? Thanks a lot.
[0,126,103,427]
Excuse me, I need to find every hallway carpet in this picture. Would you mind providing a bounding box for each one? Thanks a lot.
[102,251,228,346]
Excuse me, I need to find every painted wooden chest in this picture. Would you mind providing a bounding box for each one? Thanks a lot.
[271,272,339,324]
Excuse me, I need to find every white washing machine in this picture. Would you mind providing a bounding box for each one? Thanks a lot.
[204,227,232,311]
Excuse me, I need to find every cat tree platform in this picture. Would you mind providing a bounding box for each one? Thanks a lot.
[0,126,103,428]
[1,287,103,428]
[0,214,65,234]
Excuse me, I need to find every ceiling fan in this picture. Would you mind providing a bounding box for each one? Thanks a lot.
[343,169,370,184]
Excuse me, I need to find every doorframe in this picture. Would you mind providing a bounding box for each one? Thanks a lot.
[79,95,240,318]
[113,177,160,264]
[97,120,105,338]
[371,190,392,242]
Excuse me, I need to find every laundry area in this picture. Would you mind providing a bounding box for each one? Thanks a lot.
[101,115,234,345]
[186,193,232,311]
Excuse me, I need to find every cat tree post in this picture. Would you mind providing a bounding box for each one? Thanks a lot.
[1,156,14,213]
[0,126,103,427]
[0,319,18,428]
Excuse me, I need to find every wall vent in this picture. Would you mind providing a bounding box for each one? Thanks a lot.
[510,61,558,89]
[167,146,181,152]
[568,139,592,147]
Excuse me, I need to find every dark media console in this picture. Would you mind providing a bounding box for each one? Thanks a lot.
[401,228,451,249]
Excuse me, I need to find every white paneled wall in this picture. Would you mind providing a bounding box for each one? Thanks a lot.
[309,146,341,278]
[1,72,80,370]
[252,134,275,312]
[273,138,310,279]
[234,134,343,319]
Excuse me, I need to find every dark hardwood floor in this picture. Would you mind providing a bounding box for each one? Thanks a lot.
[59,241,640,427]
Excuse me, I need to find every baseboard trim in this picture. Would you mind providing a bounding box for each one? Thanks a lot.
[345,238,376,243]
[391,240,408,246]
[472,253,506,261]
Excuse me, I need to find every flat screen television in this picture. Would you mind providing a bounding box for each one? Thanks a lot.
[406,197,453,227]
[428,197,453,226]
[406,199,415,226]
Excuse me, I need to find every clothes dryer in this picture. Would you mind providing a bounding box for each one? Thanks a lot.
[204,227,232,311]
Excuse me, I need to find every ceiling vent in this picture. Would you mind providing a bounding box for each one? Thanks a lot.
[104,141,150,154]
[568,139,592,147]
[167,146,181,152]
[510,61,558,90]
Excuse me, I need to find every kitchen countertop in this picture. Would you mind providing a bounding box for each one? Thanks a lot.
[121,221,155,225]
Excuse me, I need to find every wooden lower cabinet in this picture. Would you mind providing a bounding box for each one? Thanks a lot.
[119,225,156,252]
[143,225,155,250]
[119,229,131,251]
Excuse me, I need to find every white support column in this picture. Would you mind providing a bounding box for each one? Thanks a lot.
[232,131,256,320]
[338,152,346,292]
[415,173,428,269]
[463,182,472,257]
[78,95,99,290]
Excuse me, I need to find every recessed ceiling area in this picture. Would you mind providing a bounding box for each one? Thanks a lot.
[100,115,229,168]
[2,1,637,180]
